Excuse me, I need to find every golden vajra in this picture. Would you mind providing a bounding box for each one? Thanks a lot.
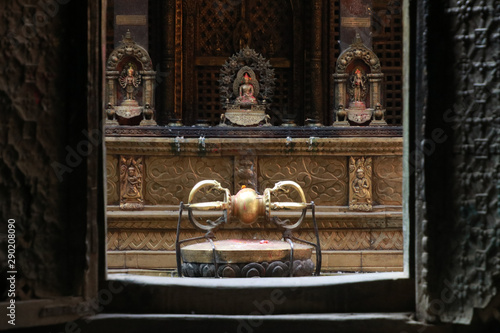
[186,180,308,230]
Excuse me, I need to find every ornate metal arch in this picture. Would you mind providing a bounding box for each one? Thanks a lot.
[106,30,153,72]
[219,48,276,104]
[336,34,381,74]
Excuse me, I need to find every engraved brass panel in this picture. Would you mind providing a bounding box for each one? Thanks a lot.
[373,156,403,206]
[258,156,348,206]
[107,155,120,205]
[144,156,233,205]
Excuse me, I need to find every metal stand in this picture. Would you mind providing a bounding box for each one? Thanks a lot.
[175,199,322,277]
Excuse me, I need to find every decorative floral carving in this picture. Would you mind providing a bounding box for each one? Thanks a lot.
[336,35,381,73]
[106,228,403,252]
[258,156,348,206]
[373,156,403,206]
[106,31,153,71]
[144,156,233,205]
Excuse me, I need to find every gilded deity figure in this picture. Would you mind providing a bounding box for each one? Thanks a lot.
[119,65,141,101]
[352,168,371,204]
[122,166,142,200]
[235,73,257,106]
[351,68,365,102]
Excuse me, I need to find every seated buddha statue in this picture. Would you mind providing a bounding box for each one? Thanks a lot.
[235,72,258,108]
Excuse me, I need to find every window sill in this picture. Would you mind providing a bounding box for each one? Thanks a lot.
[103,272,414,315]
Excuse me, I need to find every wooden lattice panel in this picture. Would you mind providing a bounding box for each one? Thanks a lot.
[302,1,313,122]
[328,0,342,124]
[247,0,293,58]
[197,0,241,56]
[271,69,292,122]
[372,0,403,125]
[106,0,115,60]
[196,68,222,125]
[331,1,341,60]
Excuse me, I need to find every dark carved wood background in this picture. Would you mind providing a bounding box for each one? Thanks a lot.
[416,0,500,325]
[106,0,404,127]
[0,0,89,301]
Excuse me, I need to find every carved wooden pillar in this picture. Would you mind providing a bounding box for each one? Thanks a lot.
[165,0,182,126]
[105,71,119,125]
[333,73,349,109]
[106,71,119,108]
[174,0,184,125]
[291,0,304,126]
[328,0,341,125]
[368,73,384,108]
[183,0,196,125]
[309,0,323,126]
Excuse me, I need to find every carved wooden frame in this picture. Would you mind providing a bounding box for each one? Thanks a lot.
[0,0,102,330]
[13,0,494,330]
[102,0,497,329]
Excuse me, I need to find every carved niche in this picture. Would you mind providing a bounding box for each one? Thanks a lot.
[235,155,258,191]
[349,157,373,211]
[119,156,144,210]
[219,48,276,126]
[105,31,157,126]
[333,34,387,126]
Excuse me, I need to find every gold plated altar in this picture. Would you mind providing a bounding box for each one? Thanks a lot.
[105,31,157,126]
[333,34,387,126]
[176,180,320,277]
[219,48,275,127]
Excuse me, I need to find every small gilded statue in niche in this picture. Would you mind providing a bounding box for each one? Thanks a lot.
[123,166,142,199]
[333,33,387,126]
[236,157,257,190]
[350,68,367,103]
[349,157,373,211]
[219,49,274,126]
[120,156,144,210]
[235,72,258,107]
[119,64,141,102]
[352,168,371,203]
